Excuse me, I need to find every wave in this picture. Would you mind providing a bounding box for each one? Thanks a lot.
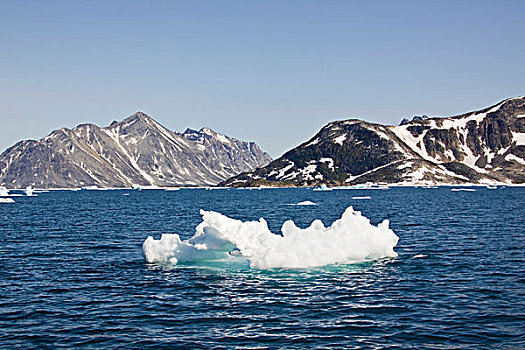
[143,206,399,269]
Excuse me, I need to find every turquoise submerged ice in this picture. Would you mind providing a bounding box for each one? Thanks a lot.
[143,206,399,269]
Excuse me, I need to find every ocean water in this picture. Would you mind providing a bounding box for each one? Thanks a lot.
[0,187,523,349]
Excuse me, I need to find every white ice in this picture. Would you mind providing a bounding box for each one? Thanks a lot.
[412,254,428,259]
[25,186,37,197]
[0,186,8,197]
[288,201,317,206]
[313,184,332,191]
[143,206,399,269]
[0,198,15,203]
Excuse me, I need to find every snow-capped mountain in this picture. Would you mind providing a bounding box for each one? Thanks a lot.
[0,112,272,188]
[221,96,525,187]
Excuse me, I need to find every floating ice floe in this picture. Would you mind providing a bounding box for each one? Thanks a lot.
[132,185,162,190]
[412,254,428,259]
[288,201,317,206]
[0,198,15,203]
[82,185,107,191]
[24,186,37,197]
[0,186,9,197]
[352,196,371,200]
[313,184,332,191]
[334,183,389,190]
[143,206,399,269]
[451,188,476,192]
[0,187,23,197]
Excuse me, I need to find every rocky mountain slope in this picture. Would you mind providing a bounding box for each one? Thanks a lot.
[0,112,272,188]
[221,96,525,187]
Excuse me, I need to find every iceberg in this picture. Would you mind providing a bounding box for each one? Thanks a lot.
[334,183,389,190]
[0,198,15,203]
[165,187,181,191]
[82,185,106,191]
[24,186,37,197]
[0,186,8,197]
[288,201,317,206]
[143,206,399,269]
[313,184,332,191]
[412,254,428,259]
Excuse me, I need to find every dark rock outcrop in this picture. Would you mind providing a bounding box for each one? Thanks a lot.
[222,96,525,186]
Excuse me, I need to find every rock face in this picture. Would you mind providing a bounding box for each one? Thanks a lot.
[221,96,525,187]
[0,112,272,188]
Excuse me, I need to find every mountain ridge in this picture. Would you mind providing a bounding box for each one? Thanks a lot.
[0,112,272,188]
[221,96,525,187]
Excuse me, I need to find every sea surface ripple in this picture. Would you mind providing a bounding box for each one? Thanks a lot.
[0,187,524,349]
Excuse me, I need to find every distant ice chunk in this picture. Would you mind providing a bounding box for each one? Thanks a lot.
[143,206,399,269]
[313,184,332,191]
[82,185,107,191]
[0,198,15,203]
[0,187,8,197]
[288,201,317,206]
[24,186,37,197]
[352,196,371,200]
[412,254,428,259]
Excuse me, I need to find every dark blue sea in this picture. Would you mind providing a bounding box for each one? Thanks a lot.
[1,187,524,349]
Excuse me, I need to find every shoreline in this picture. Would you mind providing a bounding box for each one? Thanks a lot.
[1,183,524,191]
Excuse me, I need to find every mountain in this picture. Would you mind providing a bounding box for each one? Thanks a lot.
[221,96,525,187]
[0,112,272,188]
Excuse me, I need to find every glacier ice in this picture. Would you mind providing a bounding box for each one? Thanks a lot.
[143,206,399,269]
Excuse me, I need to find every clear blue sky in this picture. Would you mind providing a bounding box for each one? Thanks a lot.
[1,0,524,157]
